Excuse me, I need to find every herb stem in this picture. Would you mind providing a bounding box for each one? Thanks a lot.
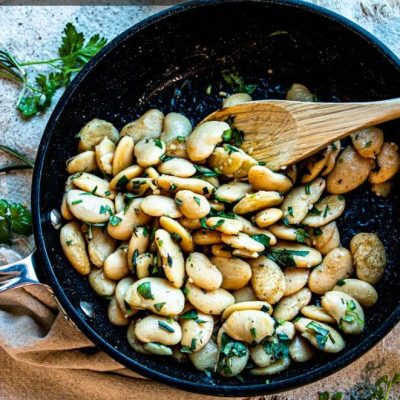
[19,58,63,66]
[0,164,33,173]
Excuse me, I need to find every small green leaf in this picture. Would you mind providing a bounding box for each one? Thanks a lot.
[158,320,174,333]
[137,281,154,300]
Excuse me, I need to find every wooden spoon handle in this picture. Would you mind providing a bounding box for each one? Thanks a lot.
[293,98,400,142]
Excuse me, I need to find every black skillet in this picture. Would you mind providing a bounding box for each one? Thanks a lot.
[5,0,400,396]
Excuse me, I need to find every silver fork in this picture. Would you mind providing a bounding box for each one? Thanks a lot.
[0,253,43,292]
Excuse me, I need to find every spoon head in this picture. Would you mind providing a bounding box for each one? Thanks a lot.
[204,101,298,170]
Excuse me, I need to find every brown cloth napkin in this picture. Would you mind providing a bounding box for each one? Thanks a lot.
[0,247,399,400]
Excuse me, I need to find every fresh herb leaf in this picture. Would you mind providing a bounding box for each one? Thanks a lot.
[71,200,83,205]
[154,302,166,312]
[309,206,322,216]
[306,321,330,349]
[0,199,32,244]
[137,282,154,300]
[194,196,201,206]
[171,232,182,244]
[313,227,323,237]
[295,228,309,243]
[267,248,309,268]
[180,309,207,324]
[250,327,257,338]
[263,337,289,360]
[364,140,373,149]
[3,23,107,118]
[251,234,270,248]
[109,215,122,226]
[224,116,244,147]
[200,217,225,230]
[221,66,257,95]
[158,320,175,333]
[194,165,219,178]
[154,139,163,149]
[224,143,239,155]
[176,136,186,143]
[287,206,294,217]
[260,305,270,313]
[131,249,139,273]
[175,198,183,207]
[336,279,346,286]
[116,175,129,188]
[222,129,232,142]
[323,205,330,218]
[305,183,310,195]
[209,209,236,219]
[167,254,173,267]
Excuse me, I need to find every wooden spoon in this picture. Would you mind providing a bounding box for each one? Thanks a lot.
[204,99,400,170]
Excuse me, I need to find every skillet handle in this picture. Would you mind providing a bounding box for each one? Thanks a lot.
[0,251,51,292]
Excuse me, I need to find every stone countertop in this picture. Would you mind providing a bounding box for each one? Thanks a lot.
[0,2,399,399]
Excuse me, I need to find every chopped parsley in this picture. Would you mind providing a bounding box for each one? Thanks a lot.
[180,309,207,324]
[104,190,111,196]
[116,175,129,188]
[71,199,83,205]
[194,165,219,177]
[66,240,73,246]
[154,302,166,312]
[306,321,330,349]
[364,140,373,148]
[99,205,113,215]
[295,228,309,243]
[217,333,248,375]
[309,206,322,216]
[260,305,270,313]
[268,248,309,268]
[193,196,201,206]
[131,249,139,273]
[263,337,289,360]
[287,206,294,217]
[336,279,346,286]
[305,184,311,195]
[224,115,244,147]
[171,232,182,244]
[323,205,330,218]
[251,234,270,248]
[137,281,154,300]
[200,217,225,230]
[158,321,175,333]
[175,198,183,207]
[250,327,257,339]
[224,143,239,155]
[109,215,122,226]
[154,139,163,149]
[340,300,364,329]
[167,254,173,267]
[221,66,257,95]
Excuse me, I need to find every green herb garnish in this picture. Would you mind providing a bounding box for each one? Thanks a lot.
[251,234,270,248]
[137,281,154,300]
[0,24,107,118]
[158,321,175,333]
[306,321,330,349]
[221,66,257,95]
[154,302,166,312]
[194,196,201,206]
[268,248,309,268]
[72,200,83,205]
[171,232,182,244]
[154,139,163,149]
[295,228,309,243]
[116,175,129,188]
[109,215,122,226]
[180,309,207,324]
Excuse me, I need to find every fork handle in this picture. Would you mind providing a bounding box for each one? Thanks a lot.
[0,252,45,292]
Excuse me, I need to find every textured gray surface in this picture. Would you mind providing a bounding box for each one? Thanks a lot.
[0,1,399,398]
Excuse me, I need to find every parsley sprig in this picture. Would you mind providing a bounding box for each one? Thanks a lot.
[0,23,107,118]
[0,199,32,244]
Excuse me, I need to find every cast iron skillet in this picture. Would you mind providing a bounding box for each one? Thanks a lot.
[7,0,400,396]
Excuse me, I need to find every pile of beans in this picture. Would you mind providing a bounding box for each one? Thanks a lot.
[59,83,397,378]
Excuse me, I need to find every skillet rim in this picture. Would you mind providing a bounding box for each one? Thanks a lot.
[32,0,400,396]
